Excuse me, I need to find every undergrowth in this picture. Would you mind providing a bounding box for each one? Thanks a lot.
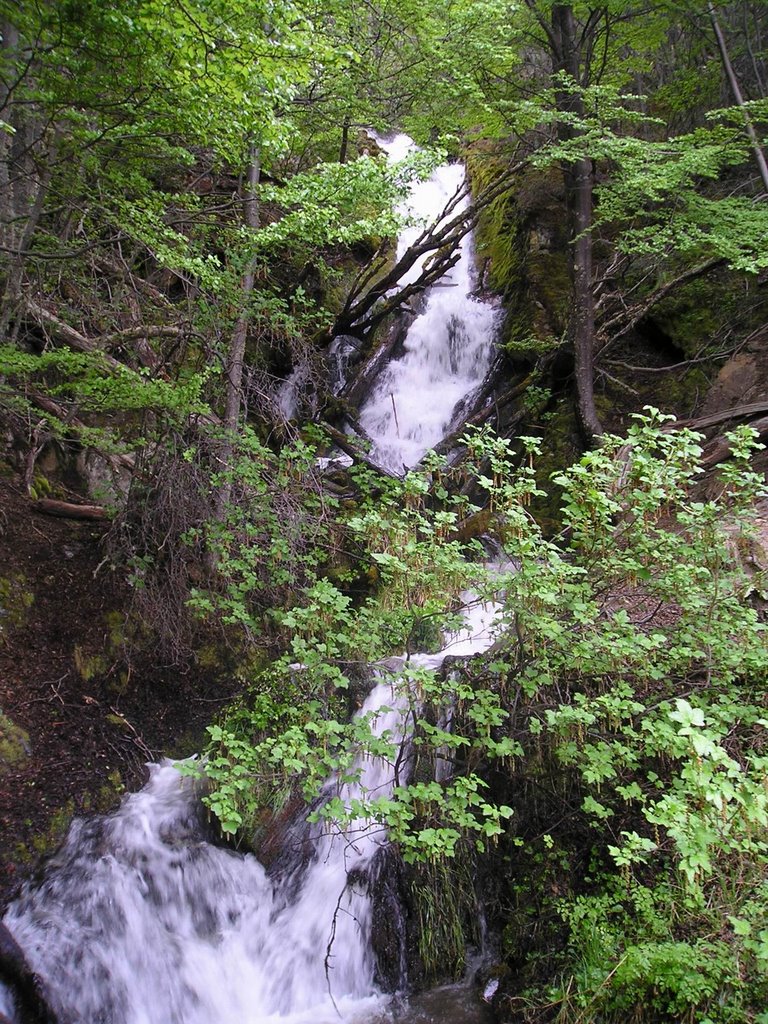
[185,410,768,1018]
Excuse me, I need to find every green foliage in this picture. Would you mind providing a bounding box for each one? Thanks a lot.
[189,410,768,1016]
[183,438,517,854]
[0,343,209,473]
[5,0,768,1010]
[479,410,768,1022]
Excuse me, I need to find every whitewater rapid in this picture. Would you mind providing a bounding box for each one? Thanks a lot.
[0,593,501,1024]
[358,134,498,474]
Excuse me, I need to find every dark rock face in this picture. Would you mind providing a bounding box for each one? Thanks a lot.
[367,848,409,993]
[0,919,59,1023]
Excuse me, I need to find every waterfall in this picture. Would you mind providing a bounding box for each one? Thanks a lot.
[0,597,499,1024]
[0,700,394,1024]
[358,135,498,474]
[0,135,503,1024]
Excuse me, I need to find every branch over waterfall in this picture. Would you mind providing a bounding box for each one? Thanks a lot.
[331,168,520,342]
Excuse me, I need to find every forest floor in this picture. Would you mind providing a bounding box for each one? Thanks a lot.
[0,471,237,907]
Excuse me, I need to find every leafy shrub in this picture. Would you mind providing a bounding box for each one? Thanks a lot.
[187,410,768,1016]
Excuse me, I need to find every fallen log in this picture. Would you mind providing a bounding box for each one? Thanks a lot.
[700,415,768,468]
[337,313,415,409]
[674,400,768,432]
[317,422,401,479]
[33,498,108,521]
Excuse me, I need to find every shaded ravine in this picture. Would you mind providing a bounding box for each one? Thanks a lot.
[0,137,503,1024]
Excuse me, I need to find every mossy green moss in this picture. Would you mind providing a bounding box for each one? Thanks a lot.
[27,471,53,501]
[0,712,31,772]
[29,800,75,857]
[468,141,533,351]
[527,250,570,338]
[527,398,581,536]
[467,143,573,359]
[73,645,107,682]
[75,610,144,690]
[640,270,764,361]
[0,573,34,641]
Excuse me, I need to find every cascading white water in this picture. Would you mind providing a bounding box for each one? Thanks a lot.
[358,135,498,474]
[0,134,504,1024]
[0,690,398,1024]
[0,599,500,1024]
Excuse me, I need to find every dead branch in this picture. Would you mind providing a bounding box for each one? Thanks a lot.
[33,498,108,520]
[25,299,124,371]
[23,300,181,370]
[433,372,535,457]
[318,421,401,479]
[332,167,521,340]
[595,258,726,356]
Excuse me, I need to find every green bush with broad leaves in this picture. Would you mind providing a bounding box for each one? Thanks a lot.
[483,410,768,1023]
[185,409,768,1018]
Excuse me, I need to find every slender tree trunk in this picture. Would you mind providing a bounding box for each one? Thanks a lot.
[708,2,768,193]
[213,143,261,529]
[339,116,350,164]
[572,156,603,440]
[551,3,603,442]
[0,18,20,273]
[0,132,58,338]
[222,144,261,434]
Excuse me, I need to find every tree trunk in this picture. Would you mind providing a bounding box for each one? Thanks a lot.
[572,155,603,440]
[213,143,261,528]
[1,132,59,338]
[223,144,261,434]
[708,2,768,193]
[0,18,19,254]
[551,3,603,442]
[339,116,351,164]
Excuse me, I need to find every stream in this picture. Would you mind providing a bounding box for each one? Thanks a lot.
[0,135,501,1024]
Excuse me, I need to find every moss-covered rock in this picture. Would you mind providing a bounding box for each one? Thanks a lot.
[0,712,31,772]
[14,771,124,865]
[468,142,572,363]
[0,573,34,641]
